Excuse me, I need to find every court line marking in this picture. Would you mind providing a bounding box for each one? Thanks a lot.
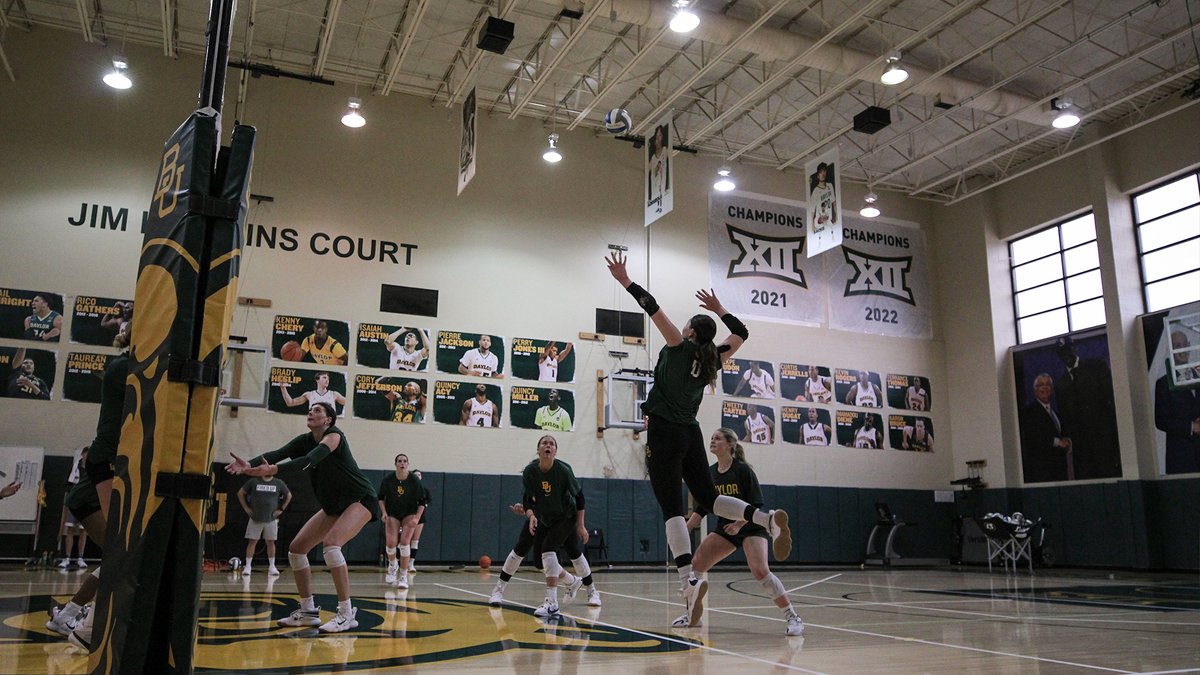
[433,582,827,675]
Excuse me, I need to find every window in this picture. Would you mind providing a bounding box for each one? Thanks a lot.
[1133,171,1200,312]
[1009,212,1105,344]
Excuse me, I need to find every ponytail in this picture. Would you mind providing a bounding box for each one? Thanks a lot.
[689,315,719,386]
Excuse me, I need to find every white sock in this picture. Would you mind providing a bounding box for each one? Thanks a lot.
[300,596,316,612]
[337,599,352,614]
[61,601,83,620]
[546,587,558,603]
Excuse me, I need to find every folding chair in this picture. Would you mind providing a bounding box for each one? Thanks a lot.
[585,528,609,567]
[976,515,1030,573]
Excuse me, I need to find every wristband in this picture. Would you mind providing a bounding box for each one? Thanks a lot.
[625,282,661,316]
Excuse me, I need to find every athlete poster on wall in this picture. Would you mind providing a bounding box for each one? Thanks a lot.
[458,87,477,196]
[720,400,775,444]
[836,410,883,449]
[834,368,884,408]
[510,338,575,383]
[1140,300,1200,475]
[780,363,832,403]
[827,217,932,339]
[720,358,777,399]
[886,373,931,411]
[352,375,427,424]
[356,323,431,371]
[804,147,843,257]
[62,351,114,403]
[780,405,833,446]
[510,386,575,431]
[70,296,133,347]
[645,111,674,226]
[708,191,826,325]
[266,366,347,416]
[0,287,64,342]
[272,315,351,366]
[0,346,56,400]
[436,330,505,378]
[888,415,934,452]
[432,380,503,428]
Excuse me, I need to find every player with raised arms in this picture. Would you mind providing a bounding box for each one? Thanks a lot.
[385,327,429,371]
[538,341,572,381]
[281,371,346,414]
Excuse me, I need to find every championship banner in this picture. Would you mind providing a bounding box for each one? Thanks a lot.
[458,87,477,195]
[356,323,431,371]
[70,296,133,347]
[0,346,56,400]
[720,400,774,445]
[510,386,575,431]
[272,315,350,366]
[63,351,113,403]
[1140,299,1200,475]
[834,367,884,408]
[353,375,427,424]
[804,147,842,257]
[510,337,575,383]
[836,410,883,449]
[781,363,833,403]
[436,330,505,378]
[267,366,347,416]
[886,373,931,411]
[720,358,777,399]
[827,217,932,339]
[0,287,64,342]
[780,405,833,446]
[645,112,674,226]
[708,191,826,325]
[888,414,934,452]
[432,380,503,428]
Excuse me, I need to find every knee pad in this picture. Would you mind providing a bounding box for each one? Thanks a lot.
[665,516,691,558]
[323,545,346,569]
[399,545,411,558]
[90,566,101,580]
[571,555,591,579]
[759,572,786,601]
[289,552,310,571]
[502,551,522,576]
[386,546,397,556]
[541,551,561,579]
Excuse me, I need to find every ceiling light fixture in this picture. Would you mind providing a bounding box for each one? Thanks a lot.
[713,166,735,192]
[669,0,700,33]
[1050,97,1080,129]
[880,52,908,86]
[543,133,562,163]
[103,56,132,90]
[341,97,366,128]
[860,191,880,218]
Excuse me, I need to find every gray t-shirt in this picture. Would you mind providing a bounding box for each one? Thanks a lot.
[242,477,290,523]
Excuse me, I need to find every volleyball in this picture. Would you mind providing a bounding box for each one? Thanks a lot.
[604,108,632,134]
[479,555,492,569]
[280,340,303,361]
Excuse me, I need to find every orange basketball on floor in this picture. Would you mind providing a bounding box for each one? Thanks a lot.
[280,340,303,361]
[479,555,492,569]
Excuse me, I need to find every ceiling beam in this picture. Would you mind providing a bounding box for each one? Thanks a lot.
[379,0,431,96]
[506,1,603,119]
[312,0,344,77]
[565,24,666,130]
[74,0,93,42]
[160,0,176,56]
[445,0,518,107]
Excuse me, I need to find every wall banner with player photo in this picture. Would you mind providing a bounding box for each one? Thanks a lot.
[836,410,883,449]
[0,287,64,342]
[1141,300,1200,475]
[267,366,347,417]
[1012,328,1122,484]
[352,375,427,424]
[510,337,575,383]
[720,358,777,399]
[433,380,503,428]
[834,368,884,408]
[720,400,775,445]
[804,147,843,257]
[708,191,827,325]
[780,405,833,446]
[356,323,431,372]
[886,373,931,411]
[458,87,477,196]
[510,386,575,432]
[780,363,834,403]
[888,415,934,452]
[827,217,932,339]
[0,346,56,400]
[436,330,506,378]
[645,112,674,226]
[272,315,351,366]
[70,296,133,347]
[62,351,114,403]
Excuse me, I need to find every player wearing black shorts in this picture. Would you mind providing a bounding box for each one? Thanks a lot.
[489,491,601,608]
[378,454,427,588]
[606,252,791,627]
[46,447,106,644]
[520,435,589,617]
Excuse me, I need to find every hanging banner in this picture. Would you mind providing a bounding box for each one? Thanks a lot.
[70,296,133,347]
[353,375,428,424]
[645,112,674,226]
[827,217,932,339]
[804,147,843,257]
[0,288,64,342]
[510,386,575,431]
[458,87,477,195]
[708,190,826,325]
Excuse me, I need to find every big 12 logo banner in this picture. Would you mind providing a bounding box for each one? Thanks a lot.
[828,217,932,339]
